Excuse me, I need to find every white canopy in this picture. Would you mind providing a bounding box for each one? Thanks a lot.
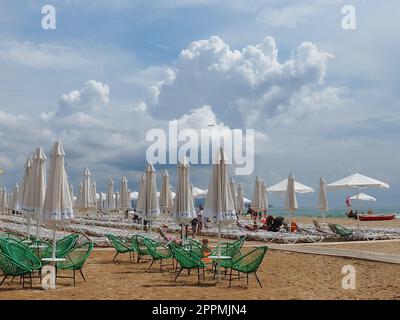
[267,178,315,194]
[348,193,376,202]
[191,186,207,198]
[326,173,389,190]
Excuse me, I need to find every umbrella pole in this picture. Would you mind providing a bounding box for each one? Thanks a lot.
[217,222,222,282]
[36,219,41,240]
[52,227,56,260]
[27,217,31,238]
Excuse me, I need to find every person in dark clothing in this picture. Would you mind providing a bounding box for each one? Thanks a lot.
[191,217,199,238]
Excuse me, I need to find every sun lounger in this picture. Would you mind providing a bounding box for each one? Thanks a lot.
[328,223,378,241]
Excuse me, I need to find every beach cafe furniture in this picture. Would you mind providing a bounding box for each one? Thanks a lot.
[143,237,174,271]
[106,234,134,262]
[228,246,268,288]
[328,223,377,241]
[169,242,206,285]
[131,234,152,263]
[56,241,94,286]
[0,251,33,289]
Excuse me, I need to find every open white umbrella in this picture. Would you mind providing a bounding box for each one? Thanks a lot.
[326,173,389,190]
[284,174,298,232]
[348,193,376,202]
[105,178,115,210]
[267,178,315,194]
[251,176,264,213]
[317,177,329,221]
[173,158,196,238]
[42,141,74,262]
[236,183,244,215]
[159,170,173,215]
[120,176,131,210]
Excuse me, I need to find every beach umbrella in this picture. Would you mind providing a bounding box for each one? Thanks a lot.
[91,180,97,208]
[326,173,389,190]
[191,186,208,199]
[98,192,104,210]
[251,176,264,214]
[236,183,245,215]
[159,170,173,215]
[22,147,47,239]
[284,174,298,232]
[348,192,376,202]
[42,141,74,261]
[0,187,7,214]
[69,184,75,208]
[229,178,238,213]
[317,177,329,221]
[136,174,146,228]
[136,163,160,232]
[203,147,236,258]
[105,178,115,210]
[76,168,96,212]
[18,157,32,228]
[11,183,19,212]
[120,176,131,210]
[267,178,315,194]
[173,158,196,238]
[261,181,268,215]
[114,191,120,210]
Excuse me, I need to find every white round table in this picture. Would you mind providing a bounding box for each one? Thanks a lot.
[209,255,231,282]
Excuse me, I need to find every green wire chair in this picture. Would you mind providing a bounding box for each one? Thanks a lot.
[0,251,33,289]
[143,238,174,271]
[106,234,135,262]
[42,234,79,261]
[182,238,205,259]
[26,239,53,260]
[169,243,206,285]
[0,232,24,242]
[5,242,42,273]
[228,246,268,288]
[131,235,151,263]
[56,241,94,286]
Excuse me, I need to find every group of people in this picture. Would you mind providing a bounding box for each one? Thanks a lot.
[346,208,374,220]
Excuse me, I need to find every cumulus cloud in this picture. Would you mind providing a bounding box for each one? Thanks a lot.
[144,36,339,129]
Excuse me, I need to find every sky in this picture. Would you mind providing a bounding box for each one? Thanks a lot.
[0,0,399,208]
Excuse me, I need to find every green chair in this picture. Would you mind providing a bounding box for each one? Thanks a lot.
[169,243,206,285]
[131,235,151,263]
[143,238,173,271]
[27,239,52,260]
[0,232,24,242]
[211,242,242,279]
[42,234,79,260]
[228,246,268,288]
[5,242,42,273]
[182,238,205,259]
[56,241,94,286]
[0,237,26,254]
[106,234,134,262]
[0,251,33,289]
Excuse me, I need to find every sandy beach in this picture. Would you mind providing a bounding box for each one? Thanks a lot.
[1,218,400,300]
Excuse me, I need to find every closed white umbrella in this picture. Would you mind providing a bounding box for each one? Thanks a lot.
[105,178,115,210]
[136,174,146,229]
[114,191,120,210]
[326,173,389,190]
[120,176,131,210]
[76,168,96,214]
[12,183,19,212]
[261,181,268,214]
[136,163,160,232]
[0,187,7,213]
[284,174,298,232]
[42,141,74,261]
[18,157,32,214]
[159,170,173,215]
[318,177,329,221]
[229,178,238,213]
[23,147,47,239]
[236,183,244,214]
[173,158,196,237]
[98,192,104,210]
[251,176,264,214]
[203,147,236,281]
[91,180,97,210]
[69,184,75,208]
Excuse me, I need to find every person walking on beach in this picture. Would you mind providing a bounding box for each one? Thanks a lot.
[191,217,198,238]
[197,206,204,232]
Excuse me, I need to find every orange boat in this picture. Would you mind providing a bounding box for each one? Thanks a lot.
[358,213,396,221]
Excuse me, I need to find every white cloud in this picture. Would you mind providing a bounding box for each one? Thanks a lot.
[0,39,90,69]
[145,35,338,129]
